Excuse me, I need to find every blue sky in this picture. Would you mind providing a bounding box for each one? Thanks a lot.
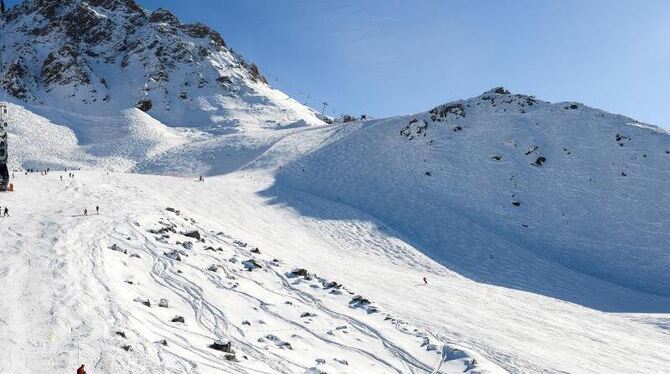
[7,0,670,127]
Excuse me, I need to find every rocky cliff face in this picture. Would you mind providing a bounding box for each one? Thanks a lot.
[1,0,316,127]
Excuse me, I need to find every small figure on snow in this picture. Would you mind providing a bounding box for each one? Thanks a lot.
[96,206,99,215]
[84,209,88,216]
[77,364,87,374]
[423,277,428,285]
[3,207,8,217]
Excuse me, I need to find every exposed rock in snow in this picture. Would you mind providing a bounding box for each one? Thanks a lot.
[209,339,232,353]
[109,243,127,253]
[242,259,262,271]
[164,250,182,261]
[182,230,201,240]
[133,297,150,307]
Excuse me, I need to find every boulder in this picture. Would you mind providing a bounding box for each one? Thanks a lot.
[182,230,201,240]
[158,298,169,308]
[242,259,262,271]
[207,264,219,272]
[286,268,310,279]
[110,244,127,254]
[133,297,151,307]
[165,207,181,215]
[136,98,152,112]
[209,339,232,353]
[171,316,185,323]
[164,250,182,261]
[322,281,341,290]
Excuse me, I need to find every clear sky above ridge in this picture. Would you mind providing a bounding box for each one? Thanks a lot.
[6,0,670,127]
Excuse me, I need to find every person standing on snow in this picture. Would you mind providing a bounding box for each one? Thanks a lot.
[84,208,88,216]
[77,364,86,374]
[96,206,99,215]
[423,277,428,285]
[3,207,8,217]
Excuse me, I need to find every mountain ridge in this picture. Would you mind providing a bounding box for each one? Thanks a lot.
[1,0,317,127]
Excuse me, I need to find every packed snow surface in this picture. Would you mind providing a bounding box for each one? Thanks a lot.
[4,2,668,373]
[2,89,670,373]
[1,168,669,374]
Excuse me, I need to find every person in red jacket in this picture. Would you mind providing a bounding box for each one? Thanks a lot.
[77,364,86,374]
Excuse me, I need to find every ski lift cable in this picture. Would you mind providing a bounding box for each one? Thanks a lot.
[274,76,340,117]
[261,68,337,114]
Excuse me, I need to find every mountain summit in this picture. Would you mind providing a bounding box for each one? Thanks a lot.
[2,0,318,127]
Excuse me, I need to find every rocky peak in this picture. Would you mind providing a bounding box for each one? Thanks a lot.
[179,23,227,48]
[87,0,143,12]
[482,86,511,96]
[11,0,144,15]
[149,8,179,26]
[0,0,284,127]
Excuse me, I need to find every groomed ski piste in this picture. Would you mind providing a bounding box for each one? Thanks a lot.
[2,88,670,373]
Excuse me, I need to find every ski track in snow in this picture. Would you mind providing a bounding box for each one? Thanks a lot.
[1,172,500,373]
[2,89,670,373]
[2,169,669,373]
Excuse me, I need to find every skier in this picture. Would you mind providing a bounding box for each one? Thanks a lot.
[3,207,8,217]
[96,206,99,215]
[423,277,428,285]
[77,364,86,374]
[84,208,88,216]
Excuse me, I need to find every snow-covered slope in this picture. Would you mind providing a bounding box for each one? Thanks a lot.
[5,101,302,176]
[1,170,511,373]
[2,2,669,372]
[1,170,669,374]
[2,0,324,174]
[2,0,320,127]
[268,88,670,309]
[0,0,335,178]
[2,85,670,372]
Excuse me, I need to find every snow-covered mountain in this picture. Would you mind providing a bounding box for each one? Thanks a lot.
[268,88,670,307]
[3,0,320,125]
[1,0,322,174]
[3,86,669,373]
[2,1,670,373]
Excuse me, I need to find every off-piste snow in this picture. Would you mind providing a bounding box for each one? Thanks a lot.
[1,1,670,373]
